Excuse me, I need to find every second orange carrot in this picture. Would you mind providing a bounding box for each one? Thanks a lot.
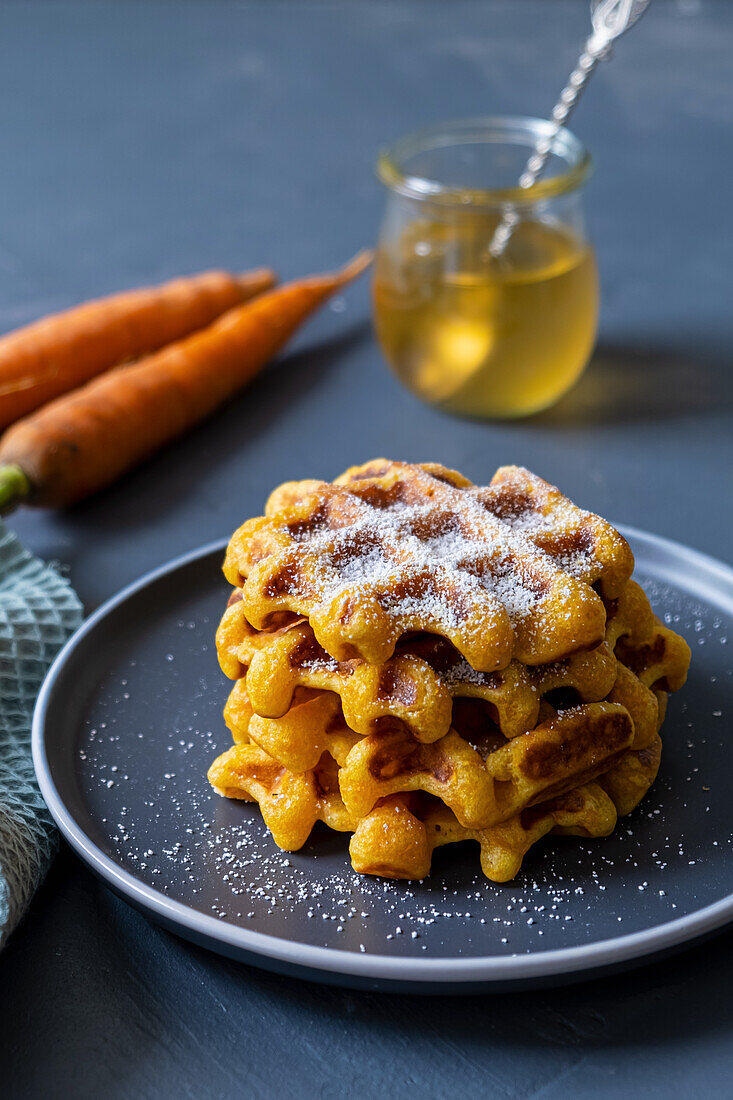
[0,251,372,510]
[0,267,277,429]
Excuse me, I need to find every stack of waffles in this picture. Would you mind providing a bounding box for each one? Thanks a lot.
[209,461,691,882]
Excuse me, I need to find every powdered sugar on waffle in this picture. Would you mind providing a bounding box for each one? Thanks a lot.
[287,491,573,629]
[439,655,497,687]
[494,495,595,581]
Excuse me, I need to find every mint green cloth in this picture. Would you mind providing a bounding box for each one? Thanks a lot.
[0,522,82,946]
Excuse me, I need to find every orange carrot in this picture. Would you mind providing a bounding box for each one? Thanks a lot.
[0,252,372,510]
[0,268,277,429]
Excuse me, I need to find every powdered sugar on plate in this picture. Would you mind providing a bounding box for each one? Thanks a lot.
[69,567,731,961]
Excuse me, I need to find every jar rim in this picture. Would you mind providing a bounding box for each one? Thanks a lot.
[376,116,592,206]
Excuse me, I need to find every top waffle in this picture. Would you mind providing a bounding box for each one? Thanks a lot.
[223,460,634,669]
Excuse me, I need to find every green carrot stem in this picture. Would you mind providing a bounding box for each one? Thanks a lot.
[0,464,31,514]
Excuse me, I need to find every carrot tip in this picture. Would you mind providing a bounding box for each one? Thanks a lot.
[234,268,278,291]
[336,249,375,284]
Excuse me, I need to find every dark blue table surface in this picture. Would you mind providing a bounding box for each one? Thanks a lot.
[2,2,732,1096]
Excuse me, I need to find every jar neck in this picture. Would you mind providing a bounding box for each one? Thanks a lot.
[378,116,592,208]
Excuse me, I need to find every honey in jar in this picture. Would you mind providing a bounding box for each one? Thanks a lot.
[373,118,598,418]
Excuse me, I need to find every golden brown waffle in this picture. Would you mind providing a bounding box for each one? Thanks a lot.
[350,785,619,882]
[224,684,359,771]
[207,738,640,882]
[606,580,690,694]
[208,741,352,850]
[223,461,634,670]
[217,592,618,741]
[223,664,636,821]
[606,663,662,750]
[599,734,662,815]
[601,578,689,750]
[217,580,686,754]
[336,701,633,828]
[221,684,632,826]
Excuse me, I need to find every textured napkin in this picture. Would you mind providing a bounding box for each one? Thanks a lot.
[0,522,82,946]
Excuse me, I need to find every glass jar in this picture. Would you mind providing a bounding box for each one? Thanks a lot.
[373,117,598,418]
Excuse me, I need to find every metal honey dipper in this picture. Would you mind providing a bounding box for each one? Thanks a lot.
[489,0,652,258]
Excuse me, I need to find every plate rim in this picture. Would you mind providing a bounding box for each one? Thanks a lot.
[32,526,733,987]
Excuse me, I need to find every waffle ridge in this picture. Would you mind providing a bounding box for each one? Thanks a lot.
[216,580,687,752]
[224,461,635,669]
[350,784,620,882]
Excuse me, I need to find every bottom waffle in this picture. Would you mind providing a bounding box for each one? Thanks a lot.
[349,784,619,882]
[208,730,662,883]
[208,743,352,850]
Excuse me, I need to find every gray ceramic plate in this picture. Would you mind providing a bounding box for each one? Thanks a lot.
[33,527,733,993]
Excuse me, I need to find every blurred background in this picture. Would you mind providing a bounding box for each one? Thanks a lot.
[4,2,730,609]
[3,3,731,605]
